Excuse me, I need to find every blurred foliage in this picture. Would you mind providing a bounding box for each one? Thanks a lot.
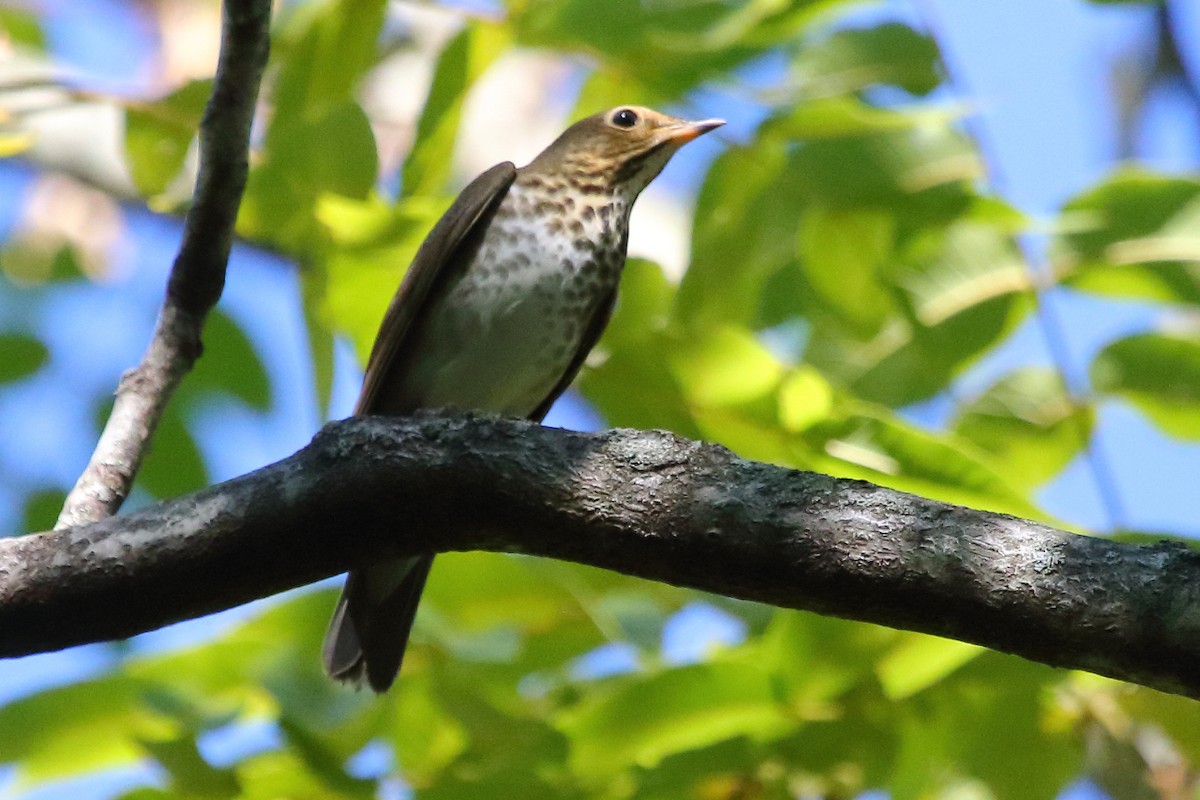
[1,1,1200,799]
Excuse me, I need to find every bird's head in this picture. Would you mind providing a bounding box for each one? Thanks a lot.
[526,106,724,197]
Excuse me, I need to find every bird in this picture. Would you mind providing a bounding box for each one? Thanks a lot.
[322,105,724,692]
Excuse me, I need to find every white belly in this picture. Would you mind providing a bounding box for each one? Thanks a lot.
[403,185,626,416]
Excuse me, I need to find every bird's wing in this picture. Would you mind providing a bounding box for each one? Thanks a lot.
[529,287,618,422]
[324,162,517,692]
[355,161,518,414]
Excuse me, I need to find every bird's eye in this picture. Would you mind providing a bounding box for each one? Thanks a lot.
[611,108,639,129]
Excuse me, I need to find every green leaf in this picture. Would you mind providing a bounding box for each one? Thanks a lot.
[319,194,442,361]
[806,219,1033,406]
[571,68,664,121]
[1055,170,1200,305]
[138,733,241,798]
[557,662,790,779]
[123,80,212,198]
[0,8,45,50]
[798,205,895,335]
[401,23,509,198]
[777,366,834,432]
[628,737,767,800]
[277,716,374,795]
[515,0,829,98]
[420,663,573,797]
[669,326,783,408]
[759,611,893,705]
[0,242,87,285]
[22,486,66,533]
[179,309,271,410]
[300,256,337,418]
[790,126,980,223]
[1091,331,1200,439]
[767,96,936,140]
[876,634,983,700]
[938,655,1079,800]
[581,338,698,436]
[675,139,804,331]
[274,102,379,201]
[790,23,941,97]
[953,367,1092,489]
[0,676,157,786]
[1117,685,1200,764]
[602,258,673,351]
[0,332,47,382]
[272,0,387,121]
[808,407,1039,517]
[135,404,207,499]
[421,553,596,643]
[241,100,379,248]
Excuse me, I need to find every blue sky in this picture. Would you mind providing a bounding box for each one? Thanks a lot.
[1,1,1198,798]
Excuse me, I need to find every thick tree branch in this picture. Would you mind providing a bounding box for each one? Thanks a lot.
[6,413,1200,700]
[55,0,271,529]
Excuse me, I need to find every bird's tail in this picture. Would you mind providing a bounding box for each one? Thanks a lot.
[323,555,434,693]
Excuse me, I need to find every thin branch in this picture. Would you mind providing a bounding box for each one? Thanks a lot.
[6,413,1200,700]
[54,0,272,529]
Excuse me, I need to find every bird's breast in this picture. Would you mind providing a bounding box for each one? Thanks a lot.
[403,183,628,415]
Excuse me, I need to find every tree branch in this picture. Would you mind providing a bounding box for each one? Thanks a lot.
[6,413,1200,700]
[55,0,271,529]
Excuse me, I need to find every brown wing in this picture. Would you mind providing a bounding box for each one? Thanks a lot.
[324,162,517,692]
[529,287,618,422]
[355,161,518,414]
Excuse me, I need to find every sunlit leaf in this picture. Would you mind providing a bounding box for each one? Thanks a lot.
[676,139,803,331]
[0,676,164,786]
[123,80,212,198]
[953,367,1091,489]
[0,7,45,49]
[515,0,829,98]
[767,96,933,140]
[320,195,442,361]
[628,737,768,800]
[401,23,510,198]
[790,125,980,222]
[806,218,1033,406]
[580,327,698,436]
[777,366,834,432]
[240,100,379,248]
[272,0,387,121]
[670,325,783,408]
[798,205,895,335]
[278,716,374,796]
[790,23,941,97]
[1055,170,1200,305]
[0,241,88,285]
[876,635,983,700]
[808,407,1039,517]
[558,662,790,778]
[571,68,663,120]
[1091,331,1200,440]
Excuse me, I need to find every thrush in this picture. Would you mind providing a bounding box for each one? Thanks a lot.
[323,105,724,692]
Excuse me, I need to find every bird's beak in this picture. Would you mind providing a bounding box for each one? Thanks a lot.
[661,118,725,145]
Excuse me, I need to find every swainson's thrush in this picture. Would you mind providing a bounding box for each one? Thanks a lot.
[323,105,723,692]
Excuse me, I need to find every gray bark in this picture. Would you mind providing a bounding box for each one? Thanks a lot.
[55,0,271,529]
[5,412,1200,700]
